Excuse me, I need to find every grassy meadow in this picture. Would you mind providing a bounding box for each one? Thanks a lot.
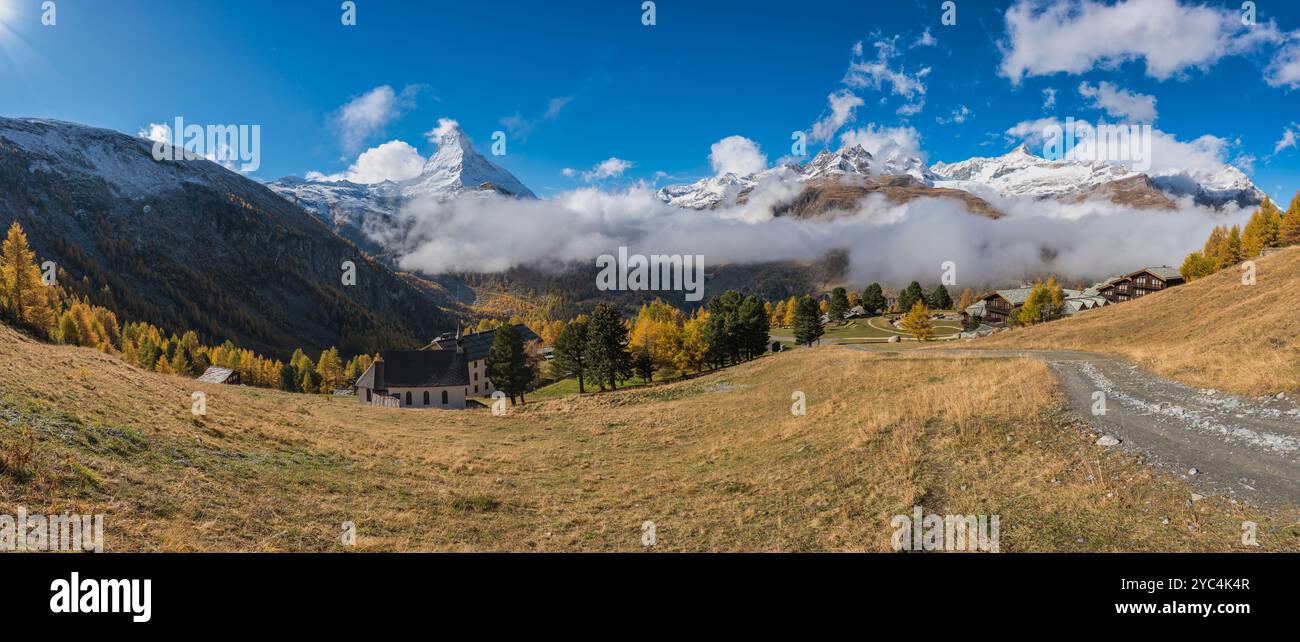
[2,322,1293,552]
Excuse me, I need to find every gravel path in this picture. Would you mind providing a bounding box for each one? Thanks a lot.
[858,347,1300,507]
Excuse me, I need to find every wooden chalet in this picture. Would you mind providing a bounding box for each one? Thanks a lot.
[1125,266,1184,298]
[971,288,1034,326]
[1098,266,1183,303]
[967,287,1108,327]
[962,265,1180,329]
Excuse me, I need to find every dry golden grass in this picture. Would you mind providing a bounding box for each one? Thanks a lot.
[1,324,1294,551]
[977,247,1300,396]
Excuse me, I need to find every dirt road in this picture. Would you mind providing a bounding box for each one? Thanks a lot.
[856,347,1300,507]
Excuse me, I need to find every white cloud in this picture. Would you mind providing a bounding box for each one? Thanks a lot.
[1005,117,1237,178]
[335,85,419,151]
[1077,81,1157,122]
[936,104,972,125]
[844,36,929,113]
[839,124,926,165]
[914,28,937,48]
[138,123,170,143]
[1042,87,1058,109]
[1267,38,1300,89]
[999,0,1281,84]
[423,118,462,144]
[812,34,929,139]
[1233,153,1256,174]
[896,99,926,116]
[1274,124,1300,154]
[709,136,768,176]
[1004,118,1063,145]
[561,168,577,178]
[544,96,574,119]
[306,140,426,184]
[811,90,865,142]
[500,95,574,139]
[580,157,635,182]
[386,174,1249,288]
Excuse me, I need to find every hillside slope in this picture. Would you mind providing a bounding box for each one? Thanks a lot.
[977,247,1300,395]
[1,323,1292,551]
[0,118,456,357]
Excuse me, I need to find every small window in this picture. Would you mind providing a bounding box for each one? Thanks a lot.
[442,390,449,405]
[423,391,430,405]
[405,391,412,406]
[474,372,478,381]
[365,390,371,402]
[474,385,478,393]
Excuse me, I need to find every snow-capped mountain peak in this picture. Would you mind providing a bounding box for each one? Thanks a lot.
[657,142,930,209]
[802,144,874,180]
[930,144,1143,199]
[929,144,1263,207]
[656,172,757,209]
[267,120,536,244]
[1149,163,1265,208]
[402,122,535,200]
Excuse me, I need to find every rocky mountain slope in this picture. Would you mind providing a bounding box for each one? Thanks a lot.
[775,175,1004,219]
[0,117,456,357]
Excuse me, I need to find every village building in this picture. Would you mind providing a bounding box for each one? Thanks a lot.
[1064,292,1108,316]
[1097,267,1182,304]
[969,287,1032,325]
[1124,266,1184,299]
[426,324,540,398]
[965,287,1109,327]
[1094,276,1126,303]
[196,366,240,385]
[354,349,470,409]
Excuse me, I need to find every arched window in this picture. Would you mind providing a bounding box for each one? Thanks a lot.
[442,390,449,405]
[405,391,411,406]
[423,391,430,405]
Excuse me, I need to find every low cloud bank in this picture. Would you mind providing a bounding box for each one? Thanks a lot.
[382,178,1248,288]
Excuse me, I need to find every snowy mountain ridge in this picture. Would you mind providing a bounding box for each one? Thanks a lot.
[658,141,1264,211]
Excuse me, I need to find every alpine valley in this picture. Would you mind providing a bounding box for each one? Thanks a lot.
[0,115,1266,353]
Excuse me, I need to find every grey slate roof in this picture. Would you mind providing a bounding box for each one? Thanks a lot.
[1127,266,1183,281]
[358,350,470,389]
[427,324,540,362]
[196,366,237,384]
[988,287,1035,305]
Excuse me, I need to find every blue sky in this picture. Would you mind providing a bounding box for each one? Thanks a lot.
[1,0,1299,201]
